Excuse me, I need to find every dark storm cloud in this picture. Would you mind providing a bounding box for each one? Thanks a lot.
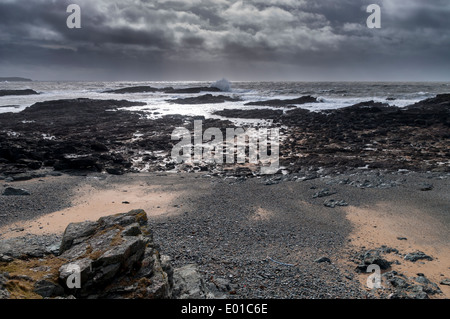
[0,0,449,81]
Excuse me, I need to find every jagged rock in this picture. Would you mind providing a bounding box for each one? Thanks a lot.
[0,210,175,299]
[59,220,98,254]
[55,210,158,298]
[0,210,228,299]
[355,248,392,272]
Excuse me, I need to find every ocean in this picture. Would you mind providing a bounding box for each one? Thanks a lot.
[1,81,449,124]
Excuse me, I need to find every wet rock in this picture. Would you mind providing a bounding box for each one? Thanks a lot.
[0,89,39,96]
[164,87,222,94]
[106,167,124,175]
[104,86,160,94]
[213,109,283,119]
[54,156,100,171]
[167,94,241,105]
[245,95,317,107]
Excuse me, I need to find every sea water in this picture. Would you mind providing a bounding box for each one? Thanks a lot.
[1,81,449,124]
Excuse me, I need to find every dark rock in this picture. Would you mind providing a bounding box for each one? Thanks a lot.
[355,248,392,272]
[0,89,39,97]
[315,257,332,263]
[323,199,348,208]
[106,167,124,175]
[414,274,441,295]
[90,142,109,152]
[404,251,433,262]
[0,254,14,263]
[59,221,98,254]
[164,87,222,94]
[213,108,283,119]
[245,96,317,107]
[104,86,160,94]
[167,94,241,105]
[313,188,336,198]
[2,187,30,196]
[34,279,65,298]
[105,85,224,95]
[0,235,59,259]
[440,279,450,286]
[419,183,433,191]
[56,210,170,298]
[340,100,391,111]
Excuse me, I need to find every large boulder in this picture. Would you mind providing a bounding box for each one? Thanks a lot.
[0,209,228,299]
[55,209,169,298]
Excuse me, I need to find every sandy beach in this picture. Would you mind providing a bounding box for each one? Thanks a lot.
[1,169,448,298]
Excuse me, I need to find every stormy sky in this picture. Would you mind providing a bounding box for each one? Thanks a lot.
[0,0,449,81]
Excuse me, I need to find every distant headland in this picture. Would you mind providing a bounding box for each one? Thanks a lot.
[0,77,32,82]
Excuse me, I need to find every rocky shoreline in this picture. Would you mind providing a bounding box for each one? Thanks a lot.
[0,93,448,179]
[0,87,449,299]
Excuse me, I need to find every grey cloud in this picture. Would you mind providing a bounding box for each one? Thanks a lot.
[0,0,448,81]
